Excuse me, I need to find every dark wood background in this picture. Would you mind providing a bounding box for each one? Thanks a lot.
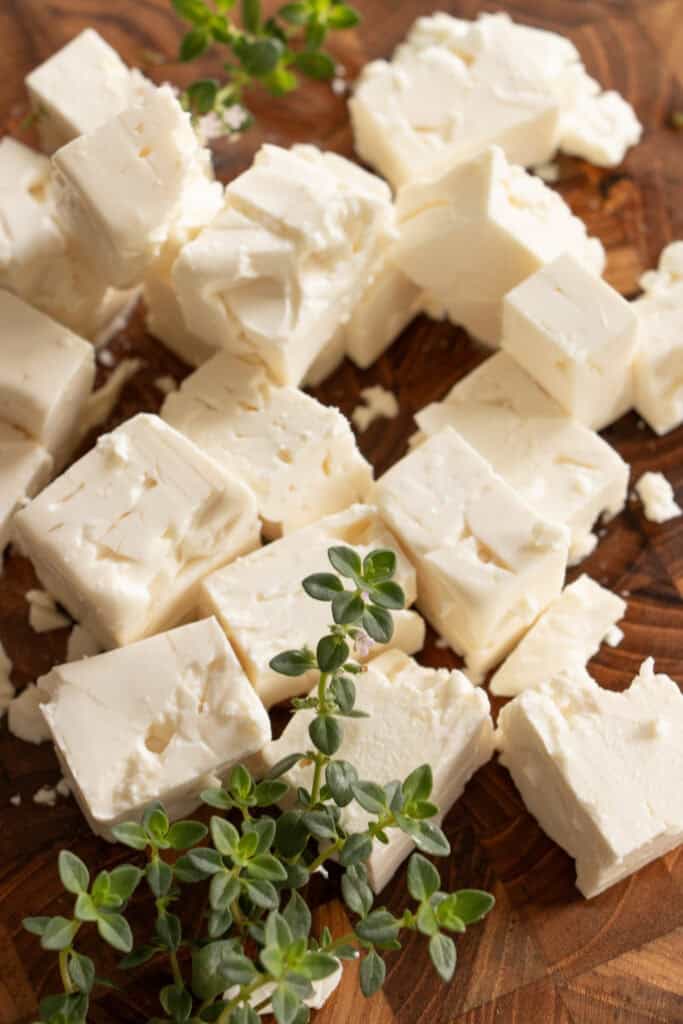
[2,1,683,1021]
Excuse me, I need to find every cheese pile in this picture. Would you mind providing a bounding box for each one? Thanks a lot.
[0,14,682,936]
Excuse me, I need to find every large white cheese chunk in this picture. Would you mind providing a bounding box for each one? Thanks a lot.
[162,351,372,539]
[200,505,423,708]
[39,618,271,839]
[52,86,212,289]
[496,659,683,898]
[633,242,683,435]
[25,29,148,153]
[259,650,494,892]
[0,137,137,340]
[14,414,260,649]
[490,575,625,697]
[502,253,638,430]
[173,145,394,385]
[414,353,629,564]
[0,424,53,552]
[0,290,95,466]
[394,146,605,346]
[374,427,570,677]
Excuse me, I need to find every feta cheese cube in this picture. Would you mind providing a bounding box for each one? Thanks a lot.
[0,290,95,466]
[633,243,683,435]
[0,424,53,552]
[259,650,494,892]
[414,353,629,564]
[374,427,570,677]
[394,146,605,346]
[496,659,683,898]
[52,86,211,289]
[636,472,682,523]
[173,145,394,385]
[39,618,271,838]
[14,414,260,649]
[490,575,625,697]
[502,253,639,429]
[25,29,148,153]
[162,351,372,539]
[200,505,423,708]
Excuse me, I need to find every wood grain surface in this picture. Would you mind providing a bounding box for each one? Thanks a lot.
[1,1,683,1022]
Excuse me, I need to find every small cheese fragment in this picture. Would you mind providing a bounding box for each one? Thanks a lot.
[25,29,148,153]
[395,146,604,346]
[414,352,629,564]
[502,253,638,430]
[33,785,58,807]
[14,414,260,649]
[496,659,683,898]
[10,794,21,807]
[0,640,15,719]
[26,589,71,633]
[604,625,624,648]
[40,618,271,838]
[200,505,423,708]
[173,145,394,386]
[8,683,51,744]
[560,81,642,168]
[259,650,494,892]
[0,423,53,552]
[633,242,683,435]
[489,576,625,697]
[66,624,102,662]
[225,964,342,1014]
[374,427,570,677]
[78,358,143,440]
[162,351,372,539]
[0,290,95,466]
[636,472,682,523]
[52,86,212,289]
[352,386,400,433]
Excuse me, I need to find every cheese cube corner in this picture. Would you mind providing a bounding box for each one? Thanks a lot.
[40,618,271,838]
[14,414,260,649]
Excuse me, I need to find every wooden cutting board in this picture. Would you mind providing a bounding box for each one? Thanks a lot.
[2,1,683,1021]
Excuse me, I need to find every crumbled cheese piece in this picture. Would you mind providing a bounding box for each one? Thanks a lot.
[489,576,625,697]
[0,423,53,552]
[502,253,638,430]
[636,472,682,523]
[25,28,149,153]
[8,683,51,744]
[154,375,177,395]
[496,659,683,898]
[33,785,57,807]
[259,650,494,892]
[201,505,424,708]
[633,242,683,435]
[352,386,400,433]
[395,146,604,346]
[78,358,143,440]
[56,778,71,798]
[560,82,642,168]
[10,794,21,807]
[40,618,271,838]
[66,624,102,662]
[534,161,560,183]
[604,625,624,648]
[414,353,629,565]
[173,145,395,386]
[26,589,71,633]
[0,639,15,719]
[14,414,260,649]
[374,427,569,678]
[162,351,372,540]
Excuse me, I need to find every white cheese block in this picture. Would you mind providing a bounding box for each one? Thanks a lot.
[173,145,395,386]
[489,575,625,697]
[394,146,605,346]
[0,137,137,341]
[200,504,423,708]
[414,353,629,564]
[162,351,373,539]
[25,28,148,153]
[0,290,95,466]
[225,963,343,1014]
[259,650,494,892]
[303,326,347,387]
[633,243,683,435]
[496,659,683,898]
[13,414,260,649]
[8,683,51,744]
[0,424,53,552]
[635,472,682,523]
[52,86,212,289]
[502,253,638,430]
[374,427,570,678]
[39,618,271,839]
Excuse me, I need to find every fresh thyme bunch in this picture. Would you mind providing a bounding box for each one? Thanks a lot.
[24,546,494,1024]
[172,0,359,135]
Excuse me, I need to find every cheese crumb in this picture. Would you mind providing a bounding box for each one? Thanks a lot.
[154,375,177,395]
[604,625,624,648]
[0,640,15,719]
[33,785,57,807]
[535,161,560,183]
[26,589,71,633]
[57,778,71,798]
[8,683,50,744]
[351,385,400,432]
[10,794,21,807]
[636,472,682,523]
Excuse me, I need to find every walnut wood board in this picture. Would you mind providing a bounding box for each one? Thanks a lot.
[1,1,683,1021]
